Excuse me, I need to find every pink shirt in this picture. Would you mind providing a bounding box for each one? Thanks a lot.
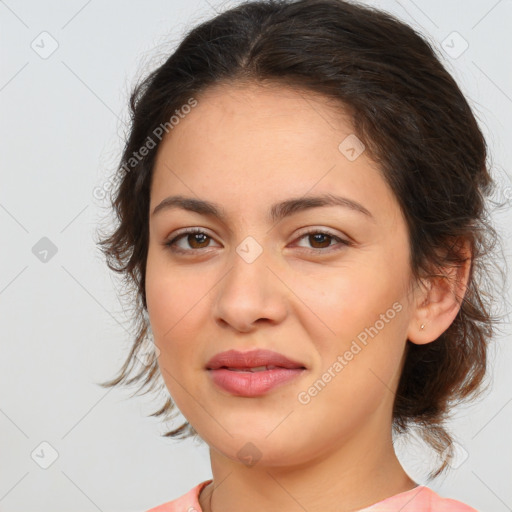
[145,479,479,511]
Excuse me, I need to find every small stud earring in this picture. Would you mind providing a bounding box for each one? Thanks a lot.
[420,324,425,330]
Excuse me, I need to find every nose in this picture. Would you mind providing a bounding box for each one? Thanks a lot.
[212,243,288,333]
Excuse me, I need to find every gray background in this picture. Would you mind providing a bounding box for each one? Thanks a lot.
[1,0,511,511]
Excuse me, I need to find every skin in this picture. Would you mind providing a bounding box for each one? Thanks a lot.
[145,81,470,512]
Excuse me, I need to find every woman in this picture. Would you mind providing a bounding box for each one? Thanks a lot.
[97,0,501,510]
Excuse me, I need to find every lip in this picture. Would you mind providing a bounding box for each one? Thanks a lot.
[206,349,307,397]
[205,348,306,370]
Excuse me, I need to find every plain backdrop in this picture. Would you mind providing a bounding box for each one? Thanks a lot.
[1,1,511,511]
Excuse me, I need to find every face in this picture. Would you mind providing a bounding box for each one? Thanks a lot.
[145,81,418,467]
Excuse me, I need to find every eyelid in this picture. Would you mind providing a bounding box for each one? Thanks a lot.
[168,226,216,240]
[293,226,349,241]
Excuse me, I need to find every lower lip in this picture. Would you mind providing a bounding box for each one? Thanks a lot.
[208,368,306,396]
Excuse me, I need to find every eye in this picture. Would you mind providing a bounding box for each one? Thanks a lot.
[292,229,351,253]
[164,228,218,254]
[163,228,352,255]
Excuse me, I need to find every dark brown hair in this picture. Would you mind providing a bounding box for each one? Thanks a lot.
[96,0,504,480]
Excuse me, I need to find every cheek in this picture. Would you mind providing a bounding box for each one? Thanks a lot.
[298,283,407,433]
[293,257,407,340]
[145,248,211,336]
[145,251,210,388]
[293,256,410,396]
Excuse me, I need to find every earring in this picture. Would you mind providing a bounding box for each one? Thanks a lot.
[420,324,425,330]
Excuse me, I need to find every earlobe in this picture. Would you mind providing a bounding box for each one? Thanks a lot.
[407,240,472,345]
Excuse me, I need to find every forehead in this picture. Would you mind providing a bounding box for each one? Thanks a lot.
[155,80,357,169]
[178,80,353,142]
[151,81,402,227]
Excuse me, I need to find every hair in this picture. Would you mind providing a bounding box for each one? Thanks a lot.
[96,0,505,480]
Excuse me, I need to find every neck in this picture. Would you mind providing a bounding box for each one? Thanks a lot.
[199,429,417,512]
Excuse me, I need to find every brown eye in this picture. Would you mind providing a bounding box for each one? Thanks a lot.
[294,230,351,253]
[184,232,210,249]
[307,233,333,249]
[164,228,218,253]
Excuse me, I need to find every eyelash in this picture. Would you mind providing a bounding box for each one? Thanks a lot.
[163,228,351,255]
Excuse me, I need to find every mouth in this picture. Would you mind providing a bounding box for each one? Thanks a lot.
[205,348,306,371]
[207,366,306,396]
[205,349,307,397]
[215,364,306,372]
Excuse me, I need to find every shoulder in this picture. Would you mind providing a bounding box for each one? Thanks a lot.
[426,486,480,512]
[144,479,212,512]
[359,485,479,512]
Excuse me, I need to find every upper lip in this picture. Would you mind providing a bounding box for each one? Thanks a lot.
[206,349,306,370]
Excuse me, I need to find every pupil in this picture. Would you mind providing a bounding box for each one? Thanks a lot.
[192,233,208,247]
[311,233,330,248]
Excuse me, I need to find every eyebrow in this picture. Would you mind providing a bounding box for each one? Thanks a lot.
[151,193,374,224]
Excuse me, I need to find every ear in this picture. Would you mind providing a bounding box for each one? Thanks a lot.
[407,239,472,345]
